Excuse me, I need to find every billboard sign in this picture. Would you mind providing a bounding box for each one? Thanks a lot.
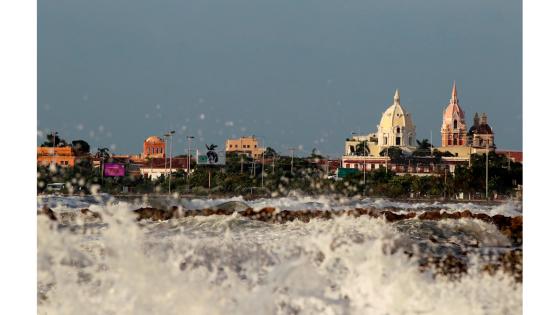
[103,163,125,177]
[197,144,225,165]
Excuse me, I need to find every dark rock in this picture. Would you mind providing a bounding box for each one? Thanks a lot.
[39,206,57,221]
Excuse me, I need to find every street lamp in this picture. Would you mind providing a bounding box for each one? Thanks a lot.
[51,130,58,166]
[486,139,489,201]
[186,135,195,192]
[253,135,266,188]
[167,130,175,195]
[352,132,367,191]
[163,133,169,179]
[288,147,297,174]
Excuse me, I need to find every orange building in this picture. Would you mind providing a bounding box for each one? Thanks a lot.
[225,136,265,158]
[37,146,83,167]
[143,136,166,159]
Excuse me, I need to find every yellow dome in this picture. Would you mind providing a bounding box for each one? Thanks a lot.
[378,89,415,131]
[376,89,416,147]
[145,136,164,144]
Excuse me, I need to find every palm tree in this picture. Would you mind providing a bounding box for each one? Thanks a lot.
[264,147,278,158]
[96,147,111,161]
[416,139,432,150]
[96,147,111,185]
[413,139,432,156]
[355,141,370,156]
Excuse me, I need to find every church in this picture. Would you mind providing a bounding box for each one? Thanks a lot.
[437,81,495,157]
[341,82,497,173]
[344,89,417,159]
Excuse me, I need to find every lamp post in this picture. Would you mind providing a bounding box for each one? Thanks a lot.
[288,147,297,174]
[167,130,175,195]
[254,135,266,188]
[486,140,489,201]
[361,140,367,195]
[261,139,265,188]
[51,130,58,166]
[163,133,169,180]
[186,136,195,187]
[352,132,367,194]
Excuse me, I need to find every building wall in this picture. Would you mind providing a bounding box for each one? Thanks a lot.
[143,140,166,158]
[139,167,188,180]
[225,137,265,158]
[469,134,495,148]
[37,146,78,167]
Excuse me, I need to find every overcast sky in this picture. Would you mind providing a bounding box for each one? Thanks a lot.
[38,0,521,156]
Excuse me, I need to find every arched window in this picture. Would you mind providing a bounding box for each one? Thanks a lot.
[396,127,400,133]
[454,120,458,129]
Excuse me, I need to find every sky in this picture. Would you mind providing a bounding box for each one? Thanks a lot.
[38,0,522,157]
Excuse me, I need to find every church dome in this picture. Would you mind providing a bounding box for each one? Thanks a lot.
[468,112,493,135]
[377,89,416,147]
[468,124,493,135]
[378,89,415,131]
[145,136,164,144]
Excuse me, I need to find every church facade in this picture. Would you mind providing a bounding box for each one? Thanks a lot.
[436,82,495,157]
[341,82,499,174]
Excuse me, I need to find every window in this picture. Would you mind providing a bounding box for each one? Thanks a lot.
[229,145,232,148]
[396,127,400,133]
[454,120,458,129]
[409,137,412,145]
[384,137,388,145]
[396,137,401,145]
[254,145,257,148]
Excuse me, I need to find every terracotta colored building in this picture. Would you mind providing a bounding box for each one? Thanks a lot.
[226,136,265,158]
[143,136,166,159]
[37,146,83,167]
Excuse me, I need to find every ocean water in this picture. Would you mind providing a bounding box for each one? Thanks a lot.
[37,195,522,315]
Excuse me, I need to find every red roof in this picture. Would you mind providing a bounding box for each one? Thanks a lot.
[497,151,523,163]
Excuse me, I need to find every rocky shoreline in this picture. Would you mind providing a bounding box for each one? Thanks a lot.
[39,204,522,282]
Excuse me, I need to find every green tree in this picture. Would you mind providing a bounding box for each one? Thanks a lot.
[71,140,90,154]
[355,141,370,156]
[413,139,432,156]
[380,146,403,159]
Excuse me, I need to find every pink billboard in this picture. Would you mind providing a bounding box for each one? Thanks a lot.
[103,163,125,177]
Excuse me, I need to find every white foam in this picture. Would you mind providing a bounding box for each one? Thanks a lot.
[38,200,521,314]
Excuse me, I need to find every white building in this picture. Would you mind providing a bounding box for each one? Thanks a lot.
[344,89,417,158]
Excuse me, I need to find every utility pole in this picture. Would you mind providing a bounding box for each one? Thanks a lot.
[261,138,265,188]
[385,154,388,174]
[362,141,366,194]
[187,136,194,191]
[51,130,57,166]
[168,130,175,195]
[163,134,169,180]
[486,140,489,200]
[444,167,447,199]
[288,147,296,174]
[325,155,329,178]
[430,130,434,157]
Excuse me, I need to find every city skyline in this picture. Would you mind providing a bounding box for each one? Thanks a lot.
[38,0,522,156]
